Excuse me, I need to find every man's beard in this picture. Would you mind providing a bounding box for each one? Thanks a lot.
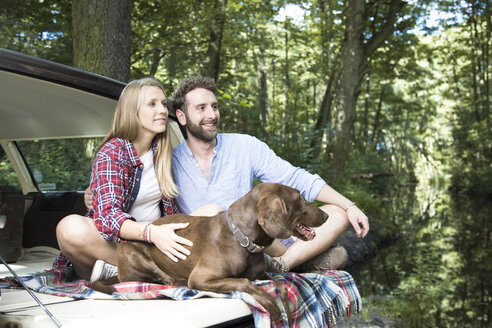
[186,116,219,142]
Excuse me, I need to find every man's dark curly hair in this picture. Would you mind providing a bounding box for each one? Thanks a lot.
[172,76,218,112]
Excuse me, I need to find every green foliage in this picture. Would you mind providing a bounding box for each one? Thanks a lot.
[0,0,73,64]
[0,148,21,190]
[356,189,491,328]
[16,138,102,191]
[432,3,492,197]
[0,1,490,326]
[450,117,492,196]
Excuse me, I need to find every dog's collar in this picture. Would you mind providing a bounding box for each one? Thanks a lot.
[226,212,265,253]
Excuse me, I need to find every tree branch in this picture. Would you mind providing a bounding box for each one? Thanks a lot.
[367,0,389,13]
[350,172,395,180]
[364,0,405,59]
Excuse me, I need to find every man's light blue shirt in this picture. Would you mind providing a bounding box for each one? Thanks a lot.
[172,133,326,214]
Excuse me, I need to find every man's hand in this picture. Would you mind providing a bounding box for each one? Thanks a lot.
[347,206,369,238]
[150,223,193,262]
[84,187,93,210]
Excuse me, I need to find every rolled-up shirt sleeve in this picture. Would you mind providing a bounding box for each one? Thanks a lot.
[251,137,326,202]
[90,147,135,242]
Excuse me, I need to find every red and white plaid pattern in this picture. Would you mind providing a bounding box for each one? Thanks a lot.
[2,267,361,328]
[87,137,178,242]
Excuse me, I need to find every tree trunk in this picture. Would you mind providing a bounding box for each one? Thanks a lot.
[331,0,366,179]
[149,49,163,78]
[72,0,131,82]
[309,0,340,156]
[258,30,269,142]
[470,2,490,122]
[272,58,276,103]
[310,69,339,151]
[469,17,481,122]
[283,24,290,145]
[313,81,317,108]
[331,0,404,180]
[360,75,370,147]
[201,0,227,81]
[371,83,387,147]
[485,0,491,122]
[319,0,329,77]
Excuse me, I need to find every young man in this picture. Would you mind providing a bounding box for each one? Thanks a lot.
[171,76,369,272]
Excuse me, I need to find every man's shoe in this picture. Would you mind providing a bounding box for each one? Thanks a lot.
[299,246,349,272]
[89,260,118,284]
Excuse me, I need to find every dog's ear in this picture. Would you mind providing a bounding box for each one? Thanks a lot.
[257,192,292,239]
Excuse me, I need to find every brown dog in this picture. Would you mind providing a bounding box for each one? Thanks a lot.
[91,183,328,321]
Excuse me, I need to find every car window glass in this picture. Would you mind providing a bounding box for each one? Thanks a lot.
[17,137,103,191]
[0,146,22,192]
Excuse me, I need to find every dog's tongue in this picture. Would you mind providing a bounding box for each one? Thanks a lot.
[296,223,316,239]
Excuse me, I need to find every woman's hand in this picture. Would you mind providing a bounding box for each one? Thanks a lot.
[347,205,369,238]
[150,223,193,262]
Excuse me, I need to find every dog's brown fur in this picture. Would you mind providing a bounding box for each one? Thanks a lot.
[91,183,328,322]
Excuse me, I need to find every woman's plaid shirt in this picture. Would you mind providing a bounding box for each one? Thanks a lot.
[87,137,178,242]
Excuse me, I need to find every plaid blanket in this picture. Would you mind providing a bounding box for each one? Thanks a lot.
[3,267,361,328]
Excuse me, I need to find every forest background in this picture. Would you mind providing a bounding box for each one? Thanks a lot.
[0,0,490,327]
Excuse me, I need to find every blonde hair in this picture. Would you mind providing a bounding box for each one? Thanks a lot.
[100,77,179,198]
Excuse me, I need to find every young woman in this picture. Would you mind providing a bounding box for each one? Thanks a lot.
[56,78,210,282]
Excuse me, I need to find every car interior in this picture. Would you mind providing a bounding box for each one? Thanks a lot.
[0,49,185,261]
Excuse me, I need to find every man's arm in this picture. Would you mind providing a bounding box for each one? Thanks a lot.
[315,184,369,238]
[248,135,369,237]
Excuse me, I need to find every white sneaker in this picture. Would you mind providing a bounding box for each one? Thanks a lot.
[89,260,118,284]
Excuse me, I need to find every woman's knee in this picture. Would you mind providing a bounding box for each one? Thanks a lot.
[56,214,94,248]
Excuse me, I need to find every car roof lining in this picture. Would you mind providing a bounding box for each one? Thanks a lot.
[0,70,116,140]
[0,48,185,141]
